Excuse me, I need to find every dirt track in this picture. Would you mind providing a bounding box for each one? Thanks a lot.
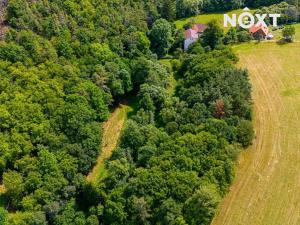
[212,43,300,225]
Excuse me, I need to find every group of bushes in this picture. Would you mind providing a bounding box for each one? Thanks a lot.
[255,1,299,25]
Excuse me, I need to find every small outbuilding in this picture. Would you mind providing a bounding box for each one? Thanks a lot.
[249,24,269,40]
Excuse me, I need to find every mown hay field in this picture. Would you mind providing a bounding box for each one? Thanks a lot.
[212,38,300,225]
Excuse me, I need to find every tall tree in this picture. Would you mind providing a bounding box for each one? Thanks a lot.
[150,19,174,57]
[201,20,224,49]
[162,0,176,21]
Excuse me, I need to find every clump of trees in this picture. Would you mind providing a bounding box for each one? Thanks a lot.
[282,25,296,41]
[171,0,290,19]
[255,2,300,25]
[94,44,253,225]
[150,19,175,57]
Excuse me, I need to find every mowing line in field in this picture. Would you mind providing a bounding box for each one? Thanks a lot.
[212,42,300,225]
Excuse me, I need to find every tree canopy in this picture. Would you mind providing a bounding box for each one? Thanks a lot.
[0,0,254,224]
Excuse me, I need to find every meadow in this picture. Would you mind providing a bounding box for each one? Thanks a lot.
[174,9,255,29]
[212,26,300,225]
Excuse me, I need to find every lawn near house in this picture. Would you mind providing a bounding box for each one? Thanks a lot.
[174,8,300,42]
[212,40,300,225]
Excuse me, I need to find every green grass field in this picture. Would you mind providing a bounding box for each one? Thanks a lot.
[212,26,300,225]
[174,9,255,29]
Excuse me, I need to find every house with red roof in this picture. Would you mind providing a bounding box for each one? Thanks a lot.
[249,24,269,40]
[192,24,207,33]
[184,24,207,51]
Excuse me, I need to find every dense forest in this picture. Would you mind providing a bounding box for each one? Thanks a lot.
[0,0,261,224]
[99,46,253,225]
[169,0,290,18]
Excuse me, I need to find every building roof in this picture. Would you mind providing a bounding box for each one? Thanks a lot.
[192,24,207,33]
[249,24,269,36]
[184,29,198,39]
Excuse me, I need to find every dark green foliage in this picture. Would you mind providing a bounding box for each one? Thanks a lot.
[203,0,244,12]
[176,0,201,18]
[224,28,238,45]
[97,47,253,225]
[237,30,253,42]
[0,1,169,224]
[201,20,224,49]
[162,0,177,21]
[183,184,221,225]
[173,0,289,17]
[0,42,27,62]
[244,0,283,7]
[150,19,174,57]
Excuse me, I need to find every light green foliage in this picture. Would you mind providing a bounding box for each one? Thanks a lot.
[237,120,254,147]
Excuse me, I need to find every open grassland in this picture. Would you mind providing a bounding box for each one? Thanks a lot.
[86,103,133,184]
[212,40,300,225]
[174,9,255,29]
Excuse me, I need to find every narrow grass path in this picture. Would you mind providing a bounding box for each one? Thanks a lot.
[212,42,300,225]
[87,59,175,184]
[86,103,133,184]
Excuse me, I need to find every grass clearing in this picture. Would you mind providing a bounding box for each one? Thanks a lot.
[159,59,178,95]
[86,102,133,184]
[212,40,300,225]
[174,9,255,29]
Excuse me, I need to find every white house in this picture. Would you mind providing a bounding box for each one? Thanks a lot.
[184,29,199,51]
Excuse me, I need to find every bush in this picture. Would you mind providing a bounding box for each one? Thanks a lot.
[237,30,253,42]
[282,25,296,42]
[237,120,254,147]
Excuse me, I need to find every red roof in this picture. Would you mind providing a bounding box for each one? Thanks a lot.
[249,24,269,36]
[192,24,207,33]
[184,29,198,39]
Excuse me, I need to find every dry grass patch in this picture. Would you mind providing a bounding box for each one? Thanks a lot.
[86,103,133,184]
[212,42,300,225]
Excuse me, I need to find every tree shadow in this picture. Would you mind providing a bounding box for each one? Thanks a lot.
[276,38,292,45]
